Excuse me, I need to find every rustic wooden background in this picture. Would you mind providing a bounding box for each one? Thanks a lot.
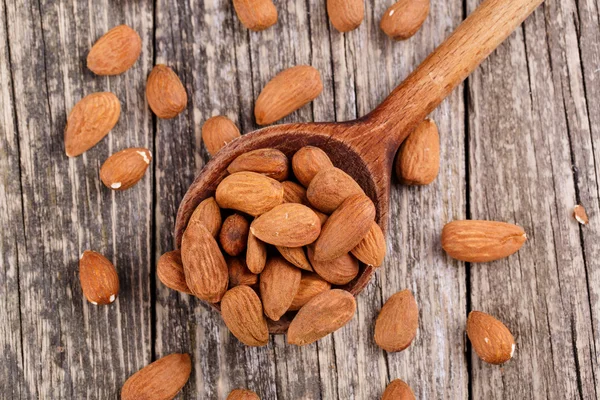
[1,0,599,398]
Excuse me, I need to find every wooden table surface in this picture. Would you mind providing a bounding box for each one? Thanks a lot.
[1,0,599,398]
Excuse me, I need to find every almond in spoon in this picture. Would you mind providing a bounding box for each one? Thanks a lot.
[216,172,283,216]
[260,256,301,321]
[246,230,267,274]
[306,167,364,213]
[307,245,359,285]
[351,221,386,267]
[157,250,191,294]
[292,146,333,187]
[288,272,331,311]
[250,203,321,247]
[221,285,269,346]
[189,197,222,238]
[227,257,258,287]
[220,214,250,256]
[227,148,289,181]
[395,119,439,185]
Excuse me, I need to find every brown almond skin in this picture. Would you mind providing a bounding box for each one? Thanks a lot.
[351,221,386,267]
[227,257,258,287]
[189,197,222,238]
[282,181,308,204]
[441,220,527,262]
[374,290,419,352]
[574,204,589,225]
[227,148,289,181]
[79,250,119,305]
[311,208,329,226]
[307,167,364,213]
[87,25,142,75]
[327,0,364,32]
[216,172,283,216]
[121,353,191,400]
[64,92,120,157]
[251,203,321,247]
[246,230,267,274]
[260,256,301,321]
[100,147,152,191]
[380,0,430,41]
[221,285,269,346]
[395,119,439,185]
[307,245,359,285]
[157,250,191,294]
[382,379,416,400]
[201,116,241,155]
[146,65,188,119]
[314,194,376,261]
[467,311,515,364]
[181,221,228,303]
[288,272,331,311]
[287,289,356,346]
[292,146,333,187]
[220,214,250,256]
[255,66,323,125]
[276,246,313,271]
[233,0,278,31]
[227,389,261,400]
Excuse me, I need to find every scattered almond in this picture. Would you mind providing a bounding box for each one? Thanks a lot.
[146,64,188,119]
[307,167,364,213]
[374,290,418,352]
[288,272,331,311]
[276,246,313,271]
[246,230,267,274]
[260,256,301,321]
[282,181,308,204]
[216,172,283,216]
[351,221,386,267]
[201,116,241,155]
[233,0,278,31]
[467,311,515,364]
[79,250,119,305]
[189,197,222,237]
[228,257,258,287]
[292,146,334,187]
[220,214,250,256]
[573,205,589,225]
[382,379,415,400]
[227,148,289,181]
[87,25,142,75]
[100,147,152,191]
[227,389,261,400]
[221,285,269,346]
[380,0,430,41]
[307,245,359,285]
[251,203,321,247]
[157,250,191,294]
[327,0,365,32]
[395,119,439,184]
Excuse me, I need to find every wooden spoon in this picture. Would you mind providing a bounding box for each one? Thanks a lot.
[175,0,544,333]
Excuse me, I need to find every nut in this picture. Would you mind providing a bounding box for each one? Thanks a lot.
[374,290,419,352]
[288,272,331,311]
[221,285,269,346]
[276,246,313,271]
[157,250,191,294]
[351,221,386,267]
[306,167,364,213]
[307,245,359,285]
[282,181,308,204]
[292,146,333,187]
[227,257,258,287]
[395,119,439,185]
[227,389,261,400]
[216,172,283,216]
[189,197,222,238]
[79,250,119,305]
[250,203,321,247]
[233,0,278,31]
[146,64,188,119]
[99,147,152,191]
[327,0,364,32]
[382,379,415,400]
[573,204,589,225]
[87,25,142,75]
[259,256,301,321]
[467,311,515,364]
[201,116,241,155]
[220,214,250,256]
[121,353,191,400]
[380,0,430,41]
[246,230,267,274]
[227,148,289,181]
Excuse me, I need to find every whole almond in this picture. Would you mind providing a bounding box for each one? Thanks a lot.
[64,92,120,157]
[382,379,416,400]
[227,148,289,181]
[282,181,308,204]
[121,353,191,400]
[374,290,419,352]
[314,194,376,261]
[216,172,283,216]
[157,250,191,294]
[573,204,589,225]
[276,246,313,271]
[189,197,222,237]
[288,272,331,311]
[292,146,333,187]
[100,147,152,190]
[202,116,241,155]
[221,285,269,346]
[79,250,119,305]
[467,311,515,364]
[251,203,321,247]
[181,221,228,303]
[260,256,301,321]
[255,66,323,125]
[441,220,527,262]
[87,25,142,75]
[220,214,250,256]
[227,389,261,400]
[307,167,364,213]
[327,0,364,32]
[351,221,386,267]
[395,119,439,184]
[228,257,258,287]
[380,0,430,41]
[307,245,359,285]
[246,230,267,274]
[233,0,278,31]
[287,289,356,346]
[146,65,188,119]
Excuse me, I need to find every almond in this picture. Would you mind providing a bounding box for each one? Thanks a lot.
[202,116,241,155]
[250,203,321,247]
[573,204,589,225]
[189,197,222,237]
[380,0,430,41]
[64,92,120,157]
[221,285,269,346]
[121,353,191,400]
[314,194,375,261]
[307,245,359,285]
[227,148,289,181]
[216,172,283,216]
[292,146,333,187]
[288,272,331,311]
[276,246,313,271]
[351,221,386,267]
[87,25,142,75]
[287,289,356,345]
[441,220,527,262]
[282,181,308,204]
[467,311,515,364]
[255,66,323,125]
[260,256,301,321]
[382,379,416,400]
[311,207,329,226]
[79,250,119,305]
[306,167,364,213]
[233,0,278,31]
[228,257,258,287]
[181,220,228,303]
[100,147,152,190]
[327,0,364,32]
[395,119,439,184]
[246,230,267,274]
[157,250,191,294]
[227,389,261,400]
[146,65,188,119]
[374,290,419,352]
[220,214,250,256]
